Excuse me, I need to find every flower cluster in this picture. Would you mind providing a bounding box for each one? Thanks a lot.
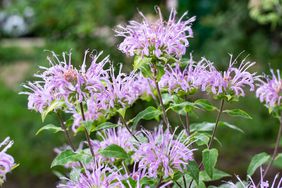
[160,55,257,98]
[22,51,151,131]
[0,137,15,185]
[256,69,282,108]
[115,8,195,58]
[133,127,193,178]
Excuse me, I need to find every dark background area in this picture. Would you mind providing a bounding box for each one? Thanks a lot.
[0,0,281,187]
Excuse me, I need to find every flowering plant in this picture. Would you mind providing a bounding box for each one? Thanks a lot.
[18,7,282,188]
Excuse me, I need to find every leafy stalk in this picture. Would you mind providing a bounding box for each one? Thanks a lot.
[56,112,84,168]
[120,115,140,142]
[262,112,282,178]
[79,102,96,158]
[185,112,190,136]
[208,99,225,149]
[152,64,170,131]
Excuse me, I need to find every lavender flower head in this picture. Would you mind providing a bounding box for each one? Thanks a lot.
[21,50,111,114]
[0,137,15,185]
[133,127,194,178]
[115,8,195,58]
[201,55,256,97]
[256,69,282,108]
[159,56,211,93]
[109,65,152,108]
[57,160,124,188]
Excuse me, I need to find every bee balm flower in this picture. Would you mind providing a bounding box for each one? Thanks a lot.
[115,8,195,58]
[256,69,282,108]
[0,137,15,185]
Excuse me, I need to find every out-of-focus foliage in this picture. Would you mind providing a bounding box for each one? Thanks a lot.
[249,0,282,27]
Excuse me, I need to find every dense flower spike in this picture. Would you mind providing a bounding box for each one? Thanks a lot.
[0,137,15,185]
[256,69,282,108]
[133,127,193,178]
[115,8,195,58]
[57,160,124,188]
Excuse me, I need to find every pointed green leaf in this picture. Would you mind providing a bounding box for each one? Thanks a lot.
[202,148,219,178]
[51,150,91,168]
[99,144,129,159]
[117,108,127,118]
[223,109,252,119]
[167,101,197,114]
[36,124,63,135]
[133,56,152,78]
[81,121,93,134]
[195,99,218,111]
[190,122,215,132]
[94,122,118,132]
[274,153,282,169]
[219,121,244,133]
[131,106,162,128]
[200,169,231,181]
[41,100,64,122]
[187,160,200,184]
[247,152,270,176]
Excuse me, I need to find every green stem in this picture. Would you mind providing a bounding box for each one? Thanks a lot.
[56,112,76,151]
[56,112,84,168]
[263,112,282,178]
[183,176,187,188]
[120,115,140,142]
[208,99,225,149]
[79,103,95,158]
[152,64,170,131]
[185,112,190,136]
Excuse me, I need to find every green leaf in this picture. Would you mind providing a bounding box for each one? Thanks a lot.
[190,122,215,132]
[99,144,129,159]
[162,93,174,105]
[94,122,118,132]
[36,124,63,135]
[194,99,218,111]
[187,160,200,184]
[202,148,219,178]
[200,169,231,181]
[131,106,162,128]
[190,132,211,146]
[133,56,152,78]
[218,121,244,133]
[247,152,270,176]
[41,100,64,122]
[274,153,282,169]
[117,108,127,118]
[223,109,252,119]
[193,133,210,146]
[167,101,197,114]
[140,177,157,186]
[51,150,90,168]
[81,121,93,134]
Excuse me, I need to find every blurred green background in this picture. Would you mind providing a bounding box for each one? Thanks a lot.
[0,0,281,187]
